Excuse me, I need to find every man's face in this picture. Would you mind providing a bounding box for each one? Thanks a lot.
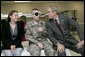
[32,10,40,21]
[47,7,56,19]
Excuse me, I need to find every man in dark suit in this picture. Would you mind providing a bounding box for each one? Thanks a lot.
[46,5,84,56]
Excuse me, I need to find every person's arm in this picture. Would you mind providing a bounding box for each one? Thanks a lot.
[46,22,60,46]
[40,22,47,37]
[1,22,14,49]
[25,22,40,44]
[66,16,84,41]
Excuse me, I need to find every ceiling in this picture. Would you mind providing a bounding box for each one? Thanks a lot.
[1,1,82,4]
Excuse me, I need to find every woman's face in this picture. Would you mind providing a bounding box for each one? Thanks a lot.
[10,12,18,22]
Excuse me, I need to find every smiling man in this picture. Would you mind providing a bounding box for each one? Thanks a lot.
[46,5,84,56]
[25,8,55,56]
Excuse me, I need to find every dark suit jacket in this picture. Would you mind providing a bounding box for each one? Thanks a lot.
[1,20,24,50]
[46,14,84,47]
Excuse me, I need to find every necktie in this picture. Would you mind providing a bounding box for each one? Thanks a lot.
[55,20,63,34]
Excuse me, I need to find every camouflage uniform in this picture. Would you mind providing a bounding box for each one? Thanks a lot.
[25,20,54,56]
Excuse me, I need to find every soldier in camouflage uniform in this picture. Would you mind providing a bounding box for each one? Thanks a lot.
[25,8,55,56]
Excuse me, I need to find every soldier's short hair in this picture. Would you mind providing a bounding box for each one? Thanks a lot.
[32,8,39,11]
[32,8,39,15]
[49,5,58,13]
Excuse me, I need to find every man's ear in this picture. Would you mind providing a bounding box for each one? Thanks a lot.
[54,11,57,14]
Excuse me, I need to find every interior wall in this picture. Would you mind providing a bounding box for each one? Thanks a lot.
[1,1,84,31]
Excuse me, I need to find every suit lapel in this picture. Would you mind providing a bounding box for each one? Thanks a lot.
[58,15,64,33]
[49,20,63,34]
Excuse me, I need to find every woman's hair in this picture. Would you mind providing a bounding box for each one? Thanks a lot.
[19,15,26,22]
[8,10,18,22]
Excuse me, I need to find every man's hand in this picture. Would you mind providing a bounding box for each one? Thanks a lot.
[57,43,65,53]
[76,40,84,49]
[13,45,16,50]
[37,27,43,32]
[37,42,43,49]
[10,45,16,53]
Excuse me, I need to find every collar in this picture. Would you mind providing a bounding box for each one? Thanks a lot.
[54,15,59,21]
[56,15,59,21]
